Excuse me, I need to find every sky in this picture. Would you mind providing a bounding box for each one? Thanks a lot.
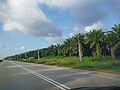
[0,0,120,59]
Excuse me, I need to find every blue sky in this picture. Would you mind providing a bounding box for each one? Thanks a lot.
[0,0,120,59]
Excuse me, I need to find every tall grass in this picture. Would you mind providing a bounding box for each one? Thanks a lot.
[24,56,120,73]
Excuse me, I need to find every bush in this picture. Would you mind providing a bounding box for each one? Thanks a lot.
[29,57,35,60]
[0,60,3,62]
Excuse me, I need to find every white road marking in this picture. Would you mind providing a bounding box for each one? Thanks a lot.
[10,61,71,90]
[5,65,20,68]
[9,61,120,90]
[34,68,66,72]
[22,65,43,67]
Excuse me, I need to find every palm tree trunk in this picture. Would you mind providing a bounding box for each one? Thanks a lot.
[78,39,82,61]
[96,43,102,57]
[69,46,71,57]
[111,42,120,59]
[57,49,60,56]
[111,47,115,59]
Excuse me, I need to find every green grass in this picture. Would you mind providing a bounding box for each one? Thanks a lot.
[23,56,120,73]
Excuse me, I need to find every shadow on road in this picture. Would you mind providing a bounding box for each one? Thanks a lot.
[70,86,120,90]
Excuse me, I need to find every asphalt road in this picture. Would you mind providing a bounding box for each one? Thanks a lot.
[0,60,120,90]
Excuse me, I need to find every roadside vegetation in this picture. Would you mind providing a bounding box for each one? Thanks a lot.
[22,56,120,73]
[4,24,120,73]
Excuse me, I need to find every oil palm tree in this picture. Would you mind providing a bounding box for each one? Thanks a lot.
[63,38,74,57]
[55,44,61,56]
[86,29,104,57]
[107,24,120,59]
[72,33,85,61]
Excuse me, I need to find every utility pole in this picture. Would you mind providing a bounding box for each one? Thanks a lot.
[37,49,40,60]
[78,35,82,62]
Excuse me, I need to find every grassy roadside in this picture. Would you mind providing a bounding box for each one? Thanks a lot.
[23,56,120,73]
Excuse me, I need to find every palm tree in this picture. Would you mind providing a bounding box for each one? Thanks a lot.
[73,33,85,61]
[55,44,61,56]
[63,38,74,57]
[48,45,57,56]
[86,29,104,57]
[107,24,120,59]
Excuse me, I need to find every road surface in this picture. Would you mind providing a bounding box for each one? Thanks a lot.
[0,60,120,90]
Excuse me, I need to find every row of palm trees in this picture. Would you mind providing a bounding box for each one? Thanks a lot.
[4,24,120,60]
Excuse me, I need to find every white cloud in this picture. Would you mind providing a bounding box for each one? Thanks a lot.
[20,46,25,51]
[45,36,65,44]
[69,25,81,37]
[39,0,120,25]
[0,0,120,44]
[15,46,26,51]
[0,0,62,37]
[85,22,105,32]
[38,0,105,25]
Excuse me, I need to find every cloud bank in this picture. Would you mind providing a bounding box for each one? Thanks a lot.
[45,36,65,44]
[69,25,83,37]
[0,0,120,44]
[0,0,62,37]
[39,0,120,25]
[85,22,105,32]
